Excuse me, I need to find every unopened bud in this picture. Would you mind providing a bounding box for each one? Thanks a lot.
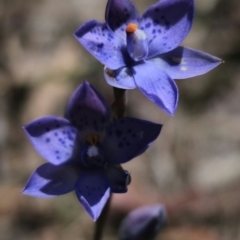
[119,204,167,240]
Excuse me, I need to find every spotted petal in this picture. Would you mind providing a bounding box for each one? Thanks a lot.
[104,66,136,89]
[75,169,110,221]
[74,20,126,70]
[22,163,80,197]
[133,61,178,115]
[103,117,162,165]
[24,116,77,165]
[105,0,140,41]
[65,81,111,135]
[151,46,222,79]
[141,0,194,58]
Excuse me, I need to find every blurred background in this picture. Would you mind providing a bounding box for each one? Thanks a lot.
[0,0,240,239]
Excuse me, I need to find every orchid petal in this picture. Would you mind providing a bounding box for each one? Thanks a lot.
[103,117,162,165]
[65,81,111,135]
[133,61,178,115]
[22,163,80,197]
[24,116,77,165]
[141,0,194,58]
[103,66,136,89]
[74,20,126,70]
[151,46,222,79]
[75,169,110,221]
[105,0,140,41]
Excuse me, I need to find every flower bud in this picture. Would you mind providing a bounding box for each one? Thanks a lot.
[119,204,167,240]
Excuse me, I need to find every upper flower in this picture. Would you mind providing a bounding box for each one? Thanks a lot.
[74,0,222,115]
[22,81,162,221]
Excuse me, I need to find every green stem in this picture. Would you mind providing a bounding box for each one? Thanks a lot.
[112,87,127,119]
[93,194,112,240]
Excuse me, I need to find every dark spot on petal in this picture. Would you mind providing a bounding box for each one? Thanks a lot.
[97,43,104,49]
[115,129,122,137]
[118,142,123,148]
[145,22,151,28]
[108,33,113,39]
[153,19,160,25]
[68,135,74,141]
[46,138,50,143]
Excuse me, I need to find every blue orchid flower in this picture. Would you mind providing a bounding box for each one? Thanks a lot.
[22,81,162,221]
[74,0,222,115]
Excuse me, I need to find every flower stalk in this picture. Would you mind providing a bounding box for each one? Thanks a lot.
[112,87,127,119]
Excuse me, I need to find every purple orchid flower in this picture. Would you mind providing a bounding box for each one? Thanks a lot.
[22,81,162,221]
[74,0,222,115]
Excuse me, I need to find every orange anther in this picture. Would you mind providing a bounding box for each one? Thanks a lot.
[86,133,100,146]
[126,23,138,33]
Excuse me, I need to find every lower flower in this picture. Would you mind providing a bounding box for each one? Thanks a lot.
[22,81,162,221]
